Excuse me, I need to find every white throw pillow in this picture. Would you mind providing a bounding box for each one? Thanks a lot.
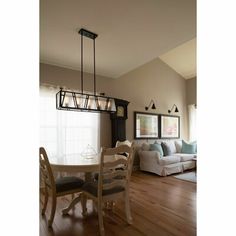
[141,142,150,151]
[175,140,182,153]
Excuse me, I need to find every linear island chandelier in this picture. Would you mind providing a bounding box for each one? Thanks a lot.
[56,28,116,113]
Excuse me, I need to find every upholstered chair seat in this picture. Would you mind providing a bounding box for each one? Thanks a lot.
[82,180,125,197]
[56,176,84,193]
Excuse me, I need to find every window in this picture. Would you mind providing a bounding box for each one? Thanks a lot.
[40,86,100,157]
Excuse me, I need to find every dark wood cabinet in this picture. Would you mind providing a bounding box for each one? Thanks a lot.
[110,98,129,147]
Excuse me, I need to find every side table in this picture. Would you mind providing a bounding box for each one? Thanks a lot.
[192,157,197,174]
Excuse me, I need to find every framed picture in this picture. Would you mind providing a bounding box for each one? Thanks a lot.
[160,114,180,139]
[134,112,159,139]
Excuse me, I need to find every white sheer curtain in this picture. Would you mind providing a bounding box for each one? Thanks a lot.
[188,104,197,142]
[40,85,100,158]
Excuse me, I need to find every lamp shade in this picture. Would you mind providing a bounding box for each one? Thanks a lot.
[151,103,156,109]
[56,89,117,113]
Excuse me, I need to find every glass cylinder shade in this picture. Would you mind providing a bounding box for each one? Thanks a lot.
[87,96,97,110]
[57,90,117,113]
[76,94,86,108]
[108,98,116,112]
[62,92,73,107]
[97,96,108,111]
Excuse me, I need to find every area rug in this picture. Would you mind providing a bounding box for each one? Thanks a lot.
[174,171,197,183]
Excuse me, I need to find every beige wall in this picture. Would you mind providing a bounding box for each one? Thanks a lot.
[186,77,197,105]
[40,63,114,94]
[113,58,188,142]
[40,60,188,156]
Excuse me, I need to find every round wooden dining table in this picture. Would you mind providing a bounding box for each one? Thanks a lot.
[49,153,100,175]
[49,153,125,174]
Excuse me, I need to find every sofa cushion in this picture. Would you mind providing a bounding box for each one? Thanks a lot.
[154,140,162,145]
[181,140,197,154]
[174,153,196,162]
[141,142,150,151]
[175,140,182,153]
[149,143,164,157]
[158,155,181,166]
[161,141,177,156]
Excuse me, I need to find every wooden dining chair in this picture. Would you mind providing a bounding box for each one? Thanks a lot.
[104,140,134,210]
[39,147,85,227]
[81,144,134,236]
[94,140,134,180]
[115,140,134,180]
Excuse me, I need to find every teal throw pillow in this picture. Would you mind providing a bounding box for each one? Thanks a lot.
[189,141,197,153]
[149,143,164,157]
[181,140,197,154]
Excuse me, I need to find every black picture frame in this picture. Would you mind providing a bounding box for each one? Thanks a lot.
[134,111,159,139]
[159,114,180,139]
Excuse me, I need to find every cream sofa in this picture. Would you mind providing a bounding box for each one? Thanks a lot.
[138,140,196,176]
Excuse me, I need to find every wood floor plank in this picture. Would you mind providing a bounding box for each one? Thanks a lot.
[40,171,196,236]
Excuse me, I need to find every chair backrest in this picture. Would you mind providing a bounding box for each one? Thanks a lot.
[128,142,135,180]
[39,147,56,193]
[98,145,134,198]
[115,140,132,148]
[115,140,134,180]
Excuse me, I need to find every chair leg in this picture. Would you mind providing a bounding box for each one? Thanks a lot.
[92,199,97,213]
[62,194,81,215]
[124,191,133,224]
[81,193,88,217]
[41,188,48,215]
[98,200,105,236]
[48,195,56,228]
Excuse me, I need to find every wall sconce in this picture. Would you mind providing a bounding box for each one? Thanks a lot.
[145,99,156,111]
[168,104,179,114]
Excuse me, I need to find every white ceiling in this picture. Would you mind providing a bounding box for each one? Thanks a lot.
[40,0,196,79]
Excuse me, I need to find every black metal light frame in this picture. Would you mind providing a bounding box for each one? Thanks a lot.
[168,104,179,114]
[145,99,156,111]
[56,88,116,112]
[56,28,116,113]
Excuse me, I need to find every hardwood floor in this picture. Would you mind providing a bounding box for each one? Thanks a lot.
[40,171,196,236]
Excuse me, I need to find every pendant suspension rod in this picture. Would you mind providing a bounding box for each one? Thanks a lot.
[57,28,117,113]
[81,33,83,94]
[93,38,96,95]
